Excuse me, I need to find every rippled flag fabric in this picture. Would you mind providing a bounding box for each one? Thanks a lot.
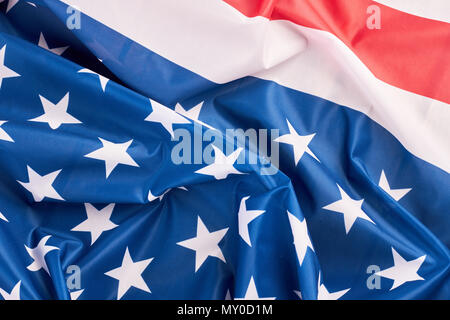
[0,0,448,300]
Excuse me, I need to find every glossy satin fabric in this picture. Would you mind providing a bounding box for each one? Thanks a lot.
[0,0,448,299]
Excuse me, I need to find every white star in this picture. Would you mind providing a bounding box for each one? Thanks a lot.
[378,170,411,201]
[0,211,8,222]
[84,138,139,178]
[0,121,13,142]
[317,274,349,300]
[70,289,84,300]
[105,247,153,300]
[293,290,302,299]
[71,203,118,245]
[376,248,426,290]
[147,186,187,202]
[177,216,228,272]
[38,33,68,56]
[287,211,314,266]
[78,68,109,92]
[195,145,244,180]
[0,45,20,88]
[145,99,190,138]
[225,289,232,300]
[238,196,265,247]
[175,102,216,131]
[235,277,276,300]
[274,119,319,165]
[1,0,19,13]
[0,280,21,300]
[29,93,81,129]
[17,166,64,202]
[25,235,59,275]
[323,184,374,234]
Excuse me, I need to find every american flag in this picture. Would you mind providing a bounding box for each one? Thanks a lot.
[0,0,448,300]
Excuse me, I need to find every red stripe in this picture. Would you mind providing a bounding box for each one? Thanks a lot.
[223,0,450,104]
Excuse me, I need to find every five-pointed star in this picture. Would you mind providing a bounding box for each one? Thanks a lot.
[376,248,426,290]
[70,289,84,300]
[0,280,21,300]
[71,203,118,245]
[0,45,20,88]
[317,274,349,300]
[29,93,81,129]
[38,33,69,56]
[378,170,411,201]
[78,68,110,92]
[147,186,187,202]
[0,121,13,142]
[0,211,8,222]
[323,184,374,234]
[238,196,265,247]
[1,0,19,13]
[145,99,190,138]
[274,119,319,165]
[25,235,59,275]
[177,216,228,272]
[17,166,64,202]
[85,138,139,178]
[105,247,153,300]
[195,145,244,180]
[235,277,276,300]
[175,101,216,131]
[287,211,314,266]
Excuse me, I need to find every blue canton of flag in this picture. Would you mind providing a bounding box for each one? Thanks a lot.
[0,0,448,300]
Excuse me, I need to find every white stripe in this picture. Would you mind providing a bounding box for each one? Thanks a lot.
[61,0,450,173]
[374,0,450,23]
